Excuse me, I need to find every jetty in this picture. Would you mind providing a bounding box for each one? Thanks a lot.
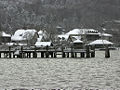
[0,46,95,58]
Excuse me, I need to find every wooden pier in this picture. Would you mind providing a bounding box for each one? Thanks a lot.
[0,46,95,59]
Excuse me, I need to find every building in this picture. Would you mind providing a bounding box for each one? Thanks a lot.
[0,31,11,44]
[72,39,84,49]
[35,42,53,48]
[57,29,100,44]
[89,39,113,48]
[57,28,112,43]
[11,29,38,46]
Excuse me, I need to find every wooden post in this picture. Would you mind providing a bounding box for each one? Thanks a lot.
[33,46,37,58]
[54,47,57,58]
[81,52,85,58]
[75,53,77,58]
[67,53,69,58]
[62,46,65,58]
[20,46,23,58]
[91,45,95,57]
[86,45,90,58]
[41,52,44,58]
[0,53,1,58]
[50,52,53,58]
[45,45,49,58]
[9,46,11,58]
[54,52,56,58]
[13,52,15,58]
[105,45,110,58]
[29,53,31,58]
[71,45,74,58]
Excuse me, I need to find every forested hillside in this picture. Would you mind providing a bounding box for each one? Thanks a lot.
[0,0,120,43]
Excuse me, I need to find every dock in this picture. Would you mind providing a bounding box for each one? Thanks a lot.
[0,46,95,58]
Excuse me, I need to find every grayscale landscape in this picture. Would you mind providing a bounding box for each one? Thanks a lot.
[0,0,120,90]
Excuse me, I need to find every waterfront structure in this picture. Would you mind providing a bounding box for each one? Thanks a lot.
[57,28,113,48]
[73,39,84,49]
[89,39,113,48]
[35,42,53,48]
[0,31,11,44]
[11,29,38,46]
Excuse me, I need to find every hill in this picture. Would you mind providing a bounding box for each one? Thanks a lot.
[0,0,120,43]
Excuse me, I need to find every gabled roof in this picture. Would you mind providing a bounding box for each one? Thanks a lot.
[11,29,37,41]
[73,39,83,43]
[66,29,99,35]
[1,31,11,37]
[89,39,113,45]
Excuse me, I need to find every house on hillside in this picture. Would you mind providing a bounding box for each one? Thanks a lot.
[0,31,11,44]
[11,29,38,46]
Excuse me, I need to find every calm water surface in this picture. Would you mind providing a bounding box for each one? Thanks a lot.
[0,50,120,90]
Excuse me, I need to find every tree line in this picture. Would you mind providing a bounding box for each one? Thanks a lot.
[0,0,120,43]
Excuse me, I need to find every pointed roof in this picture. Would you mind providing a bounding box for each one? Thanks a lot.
[89,39,113,45]
[73,39,83,43]
[1,31,11,37]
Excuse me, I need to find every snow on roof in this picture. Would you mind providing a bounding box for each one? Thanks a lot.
[2,32,11,37]
[89,39,113,45]
[57,28,99,41]
[66,29,82,35]
[38,30,43,35]
[66,29,99,35]
[99,33,112,37]
[11,29,37,41]
[73,39,83,43]
[35,42,52,47]
[37,36,43,42]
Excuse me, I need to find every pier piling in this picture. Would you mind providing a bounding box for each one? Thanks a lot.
[9,46,11,58]
[86,45,90,58]
[105,45,110,58]
[91,45,95,57]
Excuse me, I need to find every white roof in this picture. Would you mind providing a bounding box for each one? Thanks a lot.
[37,36,43,42]
[35,42,52,47]
[99,33,112,37]
[2,32,11,37]
[57,28,99,41]
[66,29,99,35]
[38,30,43,35]
[11,29,37,41]
[89,39,113,45]
[38,30,47,39]
[73,39,83,43]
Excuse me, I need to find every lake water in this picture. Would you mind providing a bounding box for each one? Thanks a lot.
[0,50,120,90]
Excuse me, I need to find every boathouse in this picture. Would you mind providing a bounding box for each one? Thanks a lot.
[11,29,38,46]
